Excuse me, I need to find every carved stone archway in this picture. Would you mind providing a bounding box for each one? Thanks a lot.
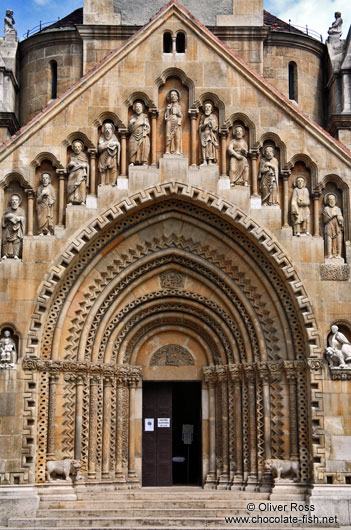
[22,183,323,488]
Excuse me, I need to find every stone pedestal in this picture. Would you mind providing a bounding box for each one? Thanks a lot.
[159,155,188,183]
[97,184,127,209]
[189,165,219,192]
[86,194,98,209]
[218,184,250,211]
[307,484,351,526]
[0,487,39,526]
[251,205,282,231]
[128,165,160,193]
[269,482,307,500]
[65,204,99,230]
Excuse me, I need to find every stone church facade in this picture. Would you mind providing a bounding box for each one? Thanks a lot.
[0,0,351,524]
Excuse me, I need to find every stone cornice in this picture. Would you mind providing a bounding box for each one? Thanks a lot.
[265,30,326,59]
[0,112,20,136]
[327,114,351,137]
[19,28,82,57]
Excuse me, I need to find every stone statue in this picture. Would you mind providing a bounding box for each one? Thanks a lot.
[0,329,17,367]
[1,194,25,260]
[165,89,182,155]
[325,325,351,369]
[328,12,343,37]
[227,125,249,186]
[264,459,299,482]
[36,173,56,235]
[291,176,310,236]
[98,122,120,185]
[46,459,81,482]
[199,101,218,166]
[259,145,279,206]
[128,101,150,166]
[4,9,16,36]
[67,140,89,204]
[323,193,344,259]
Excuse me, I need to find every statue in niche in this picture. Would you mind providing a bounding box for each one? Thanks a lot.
[0,329,17,367]
[227,125,249,186]
[259,145,279,206]
[1,194,25,260]
[67,140,89,204]
[291,176,310,236]
[98,122,120,184]
[36,172,56,235]
[4,9,16,36]
[328,12,343,37]
[165,89,182,155]
[128,101,150,166]
[199,101,218,166]
[322,193,344,259]
[325,325,351,369]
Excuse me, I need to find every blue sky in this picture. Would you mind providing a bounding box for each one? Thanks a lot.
[5,0,351,42]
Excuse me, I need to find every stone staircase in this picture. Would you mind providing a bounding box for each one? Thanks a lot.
[0,486,341,529]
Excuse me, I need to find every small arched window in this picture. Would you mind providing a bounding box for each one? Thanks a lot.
[163,32,172,53]
[50,60,57,100]
[288,61,298,102]
[176,32,186,53]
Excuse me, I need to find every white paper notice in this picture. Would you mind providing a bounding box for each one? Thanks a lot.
[145,418,154,431]
[158,418,170,428]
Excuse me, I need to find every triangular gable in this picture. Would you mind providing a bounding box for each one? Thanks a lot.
[0,0,350,165]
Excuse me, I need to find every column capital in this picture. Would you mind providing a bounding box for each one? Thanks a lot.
[88,147,97,156]
[149,106,160,117]
[280,169,291,180]
[25,188,35,199]
[188,107,199,119]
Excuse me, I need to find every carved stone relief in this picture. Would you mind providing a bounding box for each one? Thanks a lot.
[291,176,310,236]
[128,101,150,166]
[165,89,182,155]
[98,122,120,185]
[227,125,249,186]
[259,145,279,206]
[150,344,194,366]
[323,193,344,261]
[36,172,56,235]
[159,269,185,289]
[1,193,25,260]
[67,140,89,204]
[199,101,218,166]
[0,329,17,368]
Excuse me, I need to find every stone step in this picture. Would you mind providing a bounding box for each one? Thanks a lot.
[3,525,340,530]
[7,516,231,527]
[38,499,264,510]
[37,507,245,517]
[73,491,269,501]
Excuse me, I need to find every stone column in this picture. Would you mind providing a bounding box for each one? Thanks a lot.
[57,170,66,227]
[220,129,228,177]
[88,149,97,195]
[218,368,229,489]
[119,129,128,177]
[150,107,158,166]
[281,170,290,228]
[47,373,59,459]
[102,377,113,478]
[115,376,127,483]
[229,366,243,487]
[250,148,259,196]
[204,370,216,488]
[246,366,257,486]
[188,108,199,167]
[88,376,99,478]
[128,377,138,482]
[25,189,35,236]
[75,376,84,461]
[312,191,321,237]
[343,73,351,113]
[286,367,299,459]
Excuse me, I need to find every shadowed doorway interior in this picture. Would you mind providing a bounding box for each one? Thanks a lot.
[142,382,202,487]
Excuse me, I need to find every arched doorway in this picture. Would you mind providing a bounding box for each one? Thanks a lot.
[24,184,321,489]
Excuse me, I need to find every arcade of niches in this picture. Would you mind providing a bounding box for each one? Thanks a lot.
[0,0,351,519]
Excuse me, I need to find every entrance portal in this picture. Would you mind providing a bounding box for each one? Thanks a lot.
[142,382,202,487]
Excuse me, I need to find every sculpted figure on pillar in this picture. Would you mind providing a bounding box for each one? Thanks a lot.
[291,176,310,236]
[227,125,249,186]
[36,172,56,235]
[328,11,343,37]
[323,193,344,259]
[0,329,17,367]
[259,145,279,206]
[67,140,89,204]
[98,122,120,184]
[1,194,25,260]
[325,325,351,369]
[199,101,218,166]
[128,101,150,166]
[4,9,16,36]
[165,89,182,155]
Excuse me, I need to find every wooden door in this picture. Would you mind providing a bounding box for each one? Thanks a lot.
[142,383,172,486]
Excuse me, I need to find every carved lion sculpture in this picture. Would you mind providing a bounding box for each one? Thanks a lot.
[264,459,299,482]
[46,459,81,482]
